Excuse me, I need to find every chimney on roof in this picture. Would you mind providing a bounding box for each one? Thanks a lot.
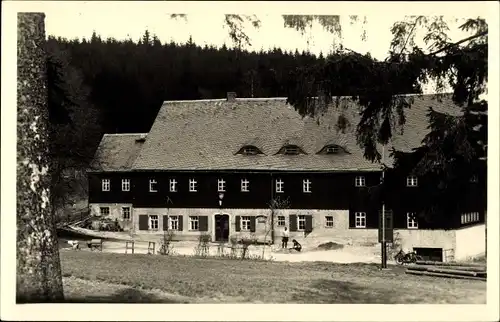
[227,92,237,101]
[136,133,147,142]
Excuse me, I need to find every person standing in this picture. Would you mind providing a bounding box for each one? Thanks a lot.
[281,226,289,249]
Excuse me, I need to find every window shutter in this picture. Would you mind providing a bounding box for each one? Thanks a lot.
[163,215,169,231]
[138,215,148,231]
[348,210,355,228]
[305,215,313,232]
[199,216,209,231]
[235,216,241,232]
[289,214,297,232]
[250,216,256,232]
[178,215,183,231]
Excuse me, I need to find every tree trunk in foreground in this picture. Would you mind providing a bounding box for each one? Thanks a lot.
[17,12,64,303]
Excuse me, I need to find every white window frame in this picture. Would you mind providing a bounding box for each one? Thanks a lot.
[100,207,110,216]
[326,146,339,154]
[102,179,110,191]
[168,216,179,230]
[303,179,312,193]
[241,216,251,231]
[406,175,418,187]
[284,146,299,155]
[277,215,286,226]
[148,215,159,230]
[218,179,226,192]
[461,212,480,224]
[121,179,130,191]
[297,215,306,231]
[325,216,334,228]
[149,179,157,192]
[189,216,199,230]
[122,207,131,220]
[355,176,366,187]
[407,212,418,229]
[276,179,284,193]
[169,179,177,192]
[354,212,366,228]
[243,146,258,155]
[241,178,250,192]
[189,179,197,192]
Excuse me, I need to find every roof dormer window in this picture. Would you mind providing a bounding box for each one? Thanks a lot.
[243,146,258,155]
[326,146,339,154]
[317,144,347,155]
[279,144,306,155]
[237,145,263,156]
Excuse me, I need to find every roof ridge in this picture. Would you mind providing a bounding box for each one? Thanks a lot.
[162,92,454,104]
[103,133,149,137]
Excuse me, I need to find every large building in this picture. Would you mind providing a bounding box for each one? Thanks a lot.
[88,93,486,262]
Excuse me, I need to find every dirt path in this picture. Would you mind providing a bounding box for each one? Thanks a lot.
[61,239,389,264]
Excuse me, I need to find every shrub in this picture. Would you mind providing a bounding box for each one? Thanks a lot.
[159,230,176,255]
[239,235,258,260]
[194,233,211,257]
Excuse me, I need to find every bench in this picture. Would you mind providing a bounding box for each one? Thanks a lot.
[87,239,103,251]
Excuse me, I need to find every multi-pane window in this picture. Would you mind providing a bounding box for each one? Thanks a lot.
[325,216,334,228]
[121,179,130,191]
[241,178,250,192]
[276,179,284,193]
[122,207,131,220]
[189,179,197,192]
[355,176,366,187]
[407,175,418,187]
[100,207,110,216]
[149,179,157,192]
[284,146,299,155]
[326,146,339,154]
[354,212,366,228]
[243,146,258,155]
[189,216,199,230]
[169,179,177,192]
[218,179,226,192]
[277,215,286,226]
[407,212,418,229]
[303,179,312,193]
[169,216,179,230]
[297,215,306,230]
[461,212,480,224]
[148,215,159,230]
[241,216,251,231]
[102,179,110,191]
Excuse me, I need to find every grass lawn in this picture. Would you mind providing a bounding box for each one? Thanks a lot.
[60,251,486,304]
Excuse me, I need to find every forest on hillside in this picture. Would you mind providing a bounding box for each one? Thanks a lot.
[48,31,328,135]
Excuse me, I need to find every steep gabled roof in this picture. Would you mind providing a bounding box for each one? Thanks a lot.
[129,94,461,172]
[90,133,147,172]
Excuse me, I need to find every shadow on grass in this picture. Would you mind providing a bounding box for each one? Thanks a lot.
[62,287,188,303]
[291,279,398,304]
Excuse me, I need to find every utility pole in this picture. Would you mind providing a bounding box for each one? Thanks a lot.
[379,144,390,270]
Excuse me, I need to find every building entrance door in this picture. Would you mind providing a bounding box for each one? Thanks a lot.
[215,214,229,242]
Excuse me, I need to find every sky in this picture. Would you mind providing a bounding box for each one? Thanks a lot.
[36,1,481,94]
[38,1,474,61]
